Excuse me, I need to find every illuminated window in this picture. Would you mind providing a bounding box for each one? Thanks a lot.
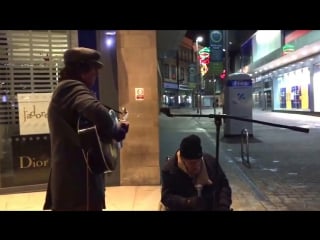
[164,64,169,78]
[171,65,176,80]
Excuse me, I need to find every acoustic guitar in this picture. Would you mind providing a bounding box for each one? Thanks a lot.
[78,107,128,174]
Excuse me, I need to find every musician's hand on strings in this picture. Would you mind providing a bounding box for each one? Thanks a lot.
[112,121,129,142]
[119,121,129,133]
[112,124,127,142]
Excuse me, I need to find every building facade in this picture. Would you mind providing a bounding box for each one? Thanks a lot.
[159,37,196,108]
[0,30,78,192]
[241,30,320,114]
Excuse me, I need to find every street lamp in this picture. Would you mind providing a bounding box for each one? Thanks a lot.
[195,36,203,114]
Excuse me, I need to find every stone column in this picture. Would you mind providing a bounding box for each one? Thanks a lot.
[116,30,160,185]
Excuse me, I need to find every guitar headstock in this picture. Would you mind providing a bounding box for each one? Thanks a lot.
[121,107,128,121]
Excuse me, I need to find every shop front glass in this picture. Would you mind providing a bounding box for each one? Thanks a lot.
[273,67,311,111]
[0,30,72,190]
[313,64,320,112]
[178,89,193,107]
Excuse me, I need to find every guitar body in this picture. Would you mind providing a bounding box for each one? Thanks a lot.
[78,126,116,174]
[78,108,127,174]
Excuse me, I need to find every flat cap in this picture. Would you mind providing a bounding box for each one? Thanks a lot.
[63,47,103,68]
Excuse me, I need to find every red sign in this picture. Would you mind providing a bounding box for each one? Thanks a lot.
[135,88,144,100]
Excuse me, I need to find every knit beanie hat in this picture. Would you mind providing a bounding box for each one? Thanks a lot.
[180,134,203,159]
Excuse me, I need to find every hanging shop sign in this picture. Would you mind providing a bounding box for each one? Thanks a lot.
[17,93,52,135]
[282,44,295,55]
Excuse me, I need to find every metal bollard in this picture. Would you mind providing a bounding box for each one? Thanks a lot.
[240,128,251,168]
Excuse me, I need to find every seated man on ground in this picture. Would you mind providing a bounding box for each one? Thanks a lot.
[161,134,232,211]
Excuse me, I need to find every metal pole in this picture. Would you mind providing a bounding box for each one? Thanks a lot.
[225,30,230,77]
[196,40,202,115]
[195,36,203,114]
[213,78,216,115]
[199,72,202,115]
[196,40,200,114]
[176,50,180,107]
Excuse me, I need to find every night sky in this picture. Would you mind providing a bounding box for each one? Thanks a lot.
[186,30,257,52]
[185,30,210,46]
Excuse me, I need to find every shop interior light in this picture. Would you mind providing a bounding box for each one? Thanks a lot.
[105,31,116,35]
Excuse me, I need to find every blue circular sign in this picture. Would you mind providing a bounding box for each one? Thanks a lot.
[210,30,222,43]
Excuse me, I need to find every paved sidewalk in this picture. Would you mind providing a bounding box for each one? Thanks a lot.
[0,184,271,211]
[0,186,161,211]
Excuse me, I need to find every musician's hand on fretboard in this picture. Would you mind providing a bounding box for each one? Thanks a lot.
[119,121,129,133]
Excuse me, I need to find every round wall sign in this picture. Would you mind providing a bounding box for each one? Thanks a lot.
[210,30,222,43]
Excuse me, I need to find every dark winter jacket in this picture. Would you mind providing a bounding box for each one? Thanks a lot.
[43,79,115,210]
[161,152,232,211]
